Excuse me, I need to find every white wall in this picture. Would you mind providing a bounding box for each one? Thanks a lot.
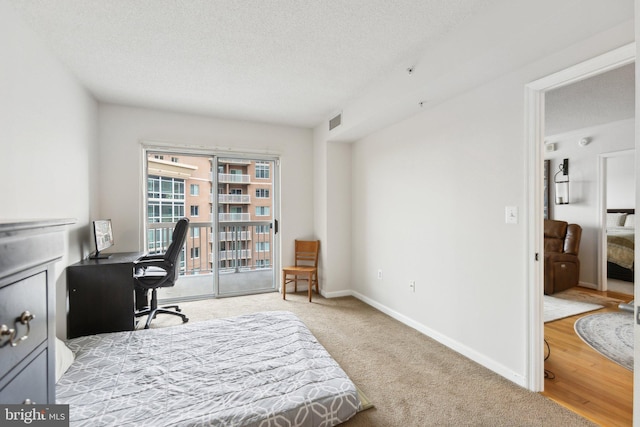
[607,153,636,208]
[97,104,314,282]
[351,76,530,383]
[545,119,635,286]
[332,23,634,387]
[0,1,98,338]
[326,142,352,295]
[313,127,354,297]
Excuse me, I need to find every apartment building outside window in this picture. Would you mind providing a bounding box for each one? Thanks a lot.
[255,161,269,179]
[145,152,276,298]
[147,175,186,253]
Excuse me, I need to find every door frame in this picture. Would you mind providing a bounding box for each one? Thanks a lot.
[140,142,281,299]
[524,43,635,392]
[598,149,636,292]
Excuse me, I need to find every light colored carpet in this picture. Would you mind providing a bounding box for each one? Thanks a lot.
[543,295,603,323]
[148,291,595,426]
[575,312,634,371]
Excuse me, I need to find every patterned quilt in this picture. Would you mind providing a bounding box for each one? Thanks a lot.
[607,228,635,269]
[57,311,361,426]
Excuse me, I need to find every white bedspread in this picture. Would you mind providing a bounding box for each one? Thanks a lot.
[57,311,360,426]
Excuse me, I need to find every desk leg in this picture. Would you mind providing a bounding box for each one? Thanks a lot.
[308,271,312,302]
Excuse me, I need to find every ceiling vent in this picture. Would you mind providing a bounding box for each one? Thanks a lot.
[329,113,342,130]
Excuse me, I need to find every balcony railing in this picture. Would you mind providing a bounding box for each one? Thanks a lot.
[217,194,251,204]
[217,249,252,261]
[218,213,251,222]
[217,230,251,241]
[219,159,251,165]
[147,220,273,276]
[219,173,250,184]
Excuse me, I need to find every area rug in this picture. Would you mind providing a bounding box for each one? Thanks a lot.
[574,312,634,371]
[544,295,603,323]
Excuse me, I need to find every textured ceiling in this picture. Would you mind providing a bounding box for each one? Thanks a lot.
[8,0,505,128]
[545,63,635,136]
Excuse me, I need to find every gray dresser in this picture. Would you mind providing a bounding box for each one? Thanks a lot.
[0,219,72,404]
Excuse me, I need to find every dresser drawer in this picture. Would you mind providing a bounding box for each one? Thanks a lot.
[0,272,48,379]
[0,350,48,404]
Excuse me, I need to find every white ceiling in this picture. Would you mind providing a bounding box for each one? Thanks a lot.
[545,63,635,136]
[8,0,505,129]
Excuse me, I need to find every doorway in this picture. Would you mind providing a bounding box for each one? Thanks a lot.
[525,43,635,391]
[144,149,279,302]
[599,150,636,294]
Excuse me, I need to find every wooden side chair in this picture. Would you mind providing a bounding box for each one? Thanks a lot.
[282,240,320,302]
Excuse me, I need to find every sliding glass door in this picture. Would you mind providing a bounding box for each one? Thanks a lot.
[144,150,278,302]
[216,157,277,296]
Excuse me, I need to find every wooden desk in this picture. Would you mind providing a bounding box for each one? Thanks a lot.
[67,251,145,339]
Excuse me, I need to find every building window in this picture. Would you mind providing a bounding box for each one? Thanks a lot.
[256,225,270,234]
[190,205,199,216]
[147,176,185,223]
[256,242,270,252]
[256,188,269,198]
[154,155,164,160]
[256,206,270,216]
[171,157,179,163]
[192,228,200,238]
[255,161,270,179]
[190,184,199,196]
[148,176,185,200]
[191,247,200,259]
[256,259,270,268]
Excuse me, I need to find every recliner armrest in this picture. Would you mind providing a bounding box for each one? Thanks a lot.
[545,252,579,263]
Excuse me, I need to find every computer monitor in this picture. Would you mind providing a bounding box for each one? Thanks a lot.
[90,219,114,259]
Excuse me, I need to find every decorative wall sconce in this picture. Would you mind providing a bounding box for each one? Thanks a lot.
[554,158,569,205]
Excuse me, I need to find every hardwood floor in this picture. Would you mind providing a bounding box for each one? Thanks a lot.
[542,288,633,426]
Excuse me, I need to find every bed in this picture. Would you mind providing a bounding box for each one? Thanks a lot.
[56,311,361,427]
[606,209,635,283]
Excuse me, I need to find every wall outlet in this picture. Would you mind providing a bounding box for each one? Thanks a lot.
[409,280,416,292]
[377,269,383,280]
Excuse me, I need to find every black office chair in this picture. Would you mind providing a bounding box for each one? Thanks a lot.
[134,218,190,329]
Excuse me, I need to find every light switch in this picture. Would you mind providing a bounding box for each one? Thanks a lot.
[505,206,518,224]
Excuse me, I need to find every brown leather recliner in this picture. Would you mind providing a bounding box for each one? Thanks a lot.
[544,219,582,295]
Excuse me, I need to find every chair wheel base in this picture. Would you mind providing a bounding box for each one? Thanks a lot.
[137,306,188,329]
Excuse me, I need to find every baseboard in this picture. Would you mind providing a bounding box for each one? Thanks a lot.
[321,289,353,298]
[578,281,597,290]
[346,290,528,388]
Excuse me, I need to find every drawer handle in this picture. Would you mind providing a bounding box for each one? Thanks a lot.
[0,311,35,347]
